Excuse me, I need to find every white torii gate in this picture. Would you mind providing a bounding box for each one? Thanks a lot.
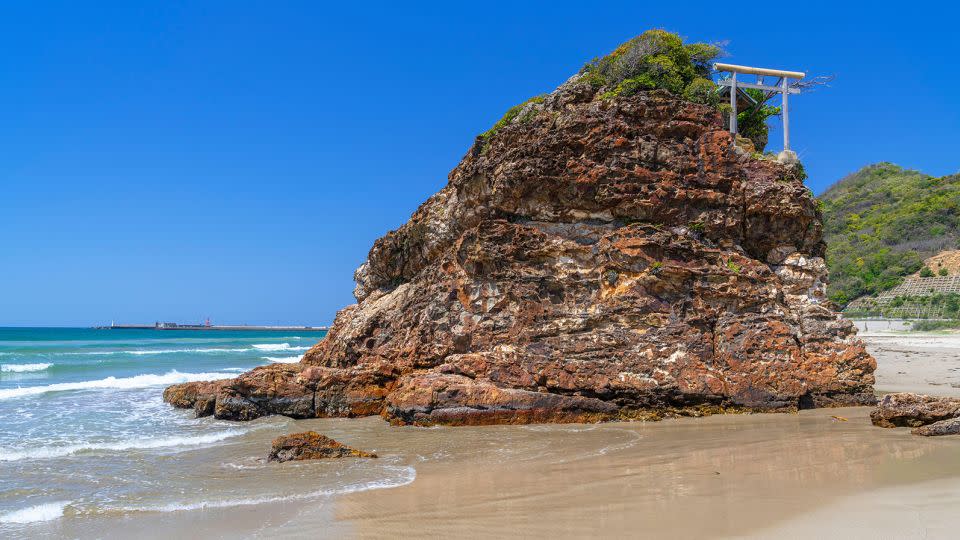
[714,63,805,155]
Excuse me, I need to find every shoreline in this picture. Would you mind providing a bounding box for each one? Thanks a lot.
[326,406,960,539]
[6,330,960,538]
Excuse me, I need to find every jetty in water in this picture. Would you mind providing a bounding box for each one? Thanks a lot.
[94,321,329,331]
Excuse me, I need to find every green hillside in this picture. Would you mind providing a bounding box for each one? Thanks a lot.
[820,163,960,305]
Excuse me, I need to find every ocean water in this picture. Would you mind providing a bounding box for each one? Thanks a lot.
[0,328,415,537]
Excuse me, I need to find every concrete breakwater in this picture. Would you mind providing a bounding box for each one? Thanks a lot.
[94,323,329,331]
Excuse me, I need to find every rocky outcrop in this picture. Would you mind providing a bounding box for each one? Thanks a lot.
[268,431,377,462]
[871,393,960,435]
[912,418,960,437]
[166,68,875,426]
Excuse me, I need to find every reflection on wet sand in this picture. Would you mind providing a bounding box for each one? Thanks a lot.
[331,407,960,539]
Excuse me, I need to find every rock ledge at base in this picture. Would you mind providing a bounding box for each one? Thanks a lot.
[268,431,377,462]
[165,69,876,426]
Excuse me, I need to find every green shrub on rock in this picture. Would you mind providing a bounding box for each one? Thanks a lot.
[683,77,720,106]
[478,94,546,147]
[736,88,780,152]
[477,29,784,155]
[581,30,720,101]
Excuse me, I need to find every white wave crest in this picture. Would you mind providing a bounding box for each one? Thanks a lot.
[0,501,69,523]
[0,429,247,462]
[1,363,52,373]
[121,465,417,513]
[127,347,250,355]
[58,347,250,356]
[252,343,292,351]
[262,356,301,364]
[0,370,234,400]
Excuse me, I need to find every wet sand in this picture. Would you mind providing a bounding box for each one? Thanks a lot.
[317,408,960,539]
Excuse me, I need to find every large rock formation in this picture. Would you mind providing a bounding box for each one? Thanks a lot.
[166,70,875,426]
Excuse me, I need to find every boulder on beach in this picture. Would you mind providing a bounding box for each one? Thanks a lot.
[871,393,960,434]
[912,417,960,437]
[165,31,876,426]
[267,431,377,462]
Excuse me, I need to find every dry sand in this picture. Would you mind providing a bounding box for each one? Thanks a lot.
[315,331,960,540]
[865,332,960,397]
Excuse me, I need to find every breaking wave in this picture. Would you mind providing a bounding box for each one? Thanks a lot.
[119,465,417,513]
[0,501,70,523]
[252,343,290,351]
[0,370,234,400]
[0,429,248,462]
[251,343,310,352]
[57,347,250,356]
[1,363,52,373]
[126,348,250,355]
[262,356,301,363]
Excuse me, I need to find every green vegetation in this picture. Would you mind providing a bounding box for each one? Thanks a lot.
[478,30,781,156]
[846,293,960,320]
[726,260,742,273]
[820,163,960,306]
[912,319,960,332]
[920,266,935,277]
[683,77,719,106]
[579,30,776,150]
[478,95,546,146]
[736,89,780,152]
[581,30,720,102]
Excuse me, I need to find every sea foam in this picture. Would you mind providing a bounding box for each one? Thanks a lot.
[262,356,302,363]
[252,343,292,351]
[58,347,250,356]
[0,501,69,523]
[251,343,310,352]
[0,429,248,462]
[126,347,249,355]
[1,363,52,373]
[121,465,417,513]
[0,370,234,400]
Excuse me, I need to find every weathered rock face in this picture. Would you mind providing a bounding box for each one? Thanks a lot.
[166,76,875,426]
[912,418,960,437]
[871,393,960,434]
[268,431,377,462]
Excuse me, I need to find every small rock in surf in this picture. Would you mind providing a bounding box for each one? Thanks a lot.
[268,431,377,462]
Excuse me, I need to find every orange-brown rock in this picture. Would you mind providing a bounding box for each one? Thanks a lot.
[267,431,377,462]
[165,74,876,426]
[871,393,960,429]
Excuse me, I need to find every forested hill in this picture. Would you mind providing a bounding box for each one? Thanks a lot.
[820,162,960,306]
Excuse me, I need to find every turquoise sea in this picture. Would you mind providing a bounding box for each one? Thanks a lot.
[0,328,416,536]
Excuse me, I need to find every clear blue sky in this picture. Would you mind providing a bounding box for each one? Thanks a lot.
[1,1,956,326]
